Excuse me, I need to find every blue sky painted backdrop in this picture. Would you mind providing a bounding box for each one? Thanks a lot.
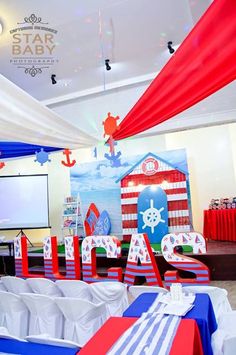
[70,149,188,236]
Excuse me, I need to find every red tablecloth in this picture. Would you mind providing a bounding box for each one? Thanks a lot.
[79,317,203,355]
[204,209,236,241]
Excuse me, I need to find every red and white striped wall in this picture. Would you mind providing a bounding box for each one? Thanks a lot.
[120,156,191,242]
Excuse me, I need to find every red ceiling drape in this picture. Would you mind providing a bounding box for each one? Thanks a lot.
[113,0,236,141]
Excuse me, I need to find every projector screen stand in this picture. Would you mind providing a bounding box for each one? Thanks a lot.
[16,229,34,248]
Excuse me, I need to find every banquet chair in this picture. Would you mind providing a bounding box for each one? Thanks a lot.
[129,285,168,299]
[0,280,7,291]
[55,280,93,300]
[182,285,232,321]
[26,334,82,348]
[211,311,236,355]
[21,293,64,338]
[0,291,29,338]
[90,282,129,317]
[26,277,62,296]
[55,297,106,346]
[1,276,32,294]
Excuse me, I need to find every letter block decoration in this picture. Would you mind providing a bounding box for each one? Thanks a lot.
[14,235,43,278]
[81,236,122,282]
[124,233,163,287]
[161,232,210,287]
[43,236,60,280]
[64,236,81,279]
[43,236,81,280]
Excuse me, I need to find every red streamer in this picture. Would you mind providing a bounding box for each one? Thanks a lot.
[113,0,236,140]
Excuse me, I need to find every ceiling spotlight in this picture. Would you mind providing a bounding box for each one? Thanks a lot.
[167,41,175,54]
[51,74,57,85]
[105,59,111,71]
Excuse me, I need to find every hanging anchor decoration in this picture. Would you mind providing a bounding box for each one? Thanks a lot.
[34,148,51,166]
[0,152,5,169]
[104,150,122,168]
[61,149,76,167]
[103,112,120,154]
[93,147,98,159]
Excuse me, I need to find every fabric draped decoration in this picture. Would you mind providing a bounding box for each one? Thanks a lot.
[0,142,61,159]
[0,74,97,150]
[113,0,236,141]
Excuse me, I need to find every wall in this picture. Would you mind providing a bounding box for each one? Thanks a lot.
[165,123,236,232]
[1,123,236,243]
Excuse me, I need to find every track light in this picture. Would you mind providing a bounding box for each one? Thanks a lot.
[105,59,111,71]
[167,41,175,54]
[51,74,57,84]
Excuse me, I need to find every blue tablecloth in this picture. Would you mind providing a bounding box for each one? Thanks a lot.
[0,338,80,354]
[123,293,217,355]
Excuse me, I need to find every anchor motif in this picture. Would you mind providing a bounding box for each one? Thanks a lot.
[61,149,76,167]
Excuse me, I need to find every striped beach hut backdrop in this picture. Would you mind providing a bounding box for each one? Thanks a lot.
[116,152,192,242]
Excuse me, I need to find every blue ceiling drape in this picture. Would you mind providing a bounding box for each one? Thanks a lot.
[0,142,61,159]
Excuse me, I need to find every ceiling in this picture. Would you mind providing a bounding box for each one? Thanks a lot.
[0,0,212,101]
[0,0,236,139]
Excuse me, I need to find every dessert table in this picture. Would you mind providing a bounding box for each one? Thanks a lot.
[203,209,236,241]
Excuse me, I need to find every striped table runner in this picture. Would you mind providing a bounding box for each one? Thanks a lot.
[108,296,181,355]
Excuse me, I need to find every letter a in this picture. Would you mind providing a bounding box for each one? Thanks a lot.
[124,233,163,286]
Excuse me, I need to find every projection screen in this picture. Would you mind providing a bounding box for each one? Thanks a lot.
[0,174,49,230]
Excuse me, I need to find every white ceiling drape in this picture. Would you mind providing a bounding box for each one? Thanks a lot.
[0,75,97,149]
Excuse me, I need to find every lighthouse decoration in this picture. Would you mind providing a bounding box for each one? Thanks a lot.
[116,152,192,243]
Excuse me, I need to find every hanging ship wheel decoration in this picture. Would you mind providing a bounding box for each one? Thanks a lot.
[103,112,120,153]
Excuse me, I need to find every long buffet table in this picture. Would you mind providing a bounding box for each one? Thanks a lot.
[80,317,203,355]
[204,209,236,241]
[123,293,217,355]
[0,338,80,354]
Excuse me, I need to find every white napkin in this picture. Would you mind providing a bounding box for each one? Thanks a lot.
[157,303,194,316]
[158,292,195,305]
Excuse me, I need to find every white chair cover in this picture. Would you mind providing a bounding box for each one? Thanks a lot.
[0,291,29,338]
[223,336,236,355]
[26,334,81,348]
[182,285,232,321]
[26,278,62,296]
[129,285,168,299]
[21,293,63,338]
[0,326,27,342]
[1,276,32,294]
[90,282,129,317]
[55,280,92,300]
[55,297,106,346]
[0,281,7,291]
[211,311,236,355]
